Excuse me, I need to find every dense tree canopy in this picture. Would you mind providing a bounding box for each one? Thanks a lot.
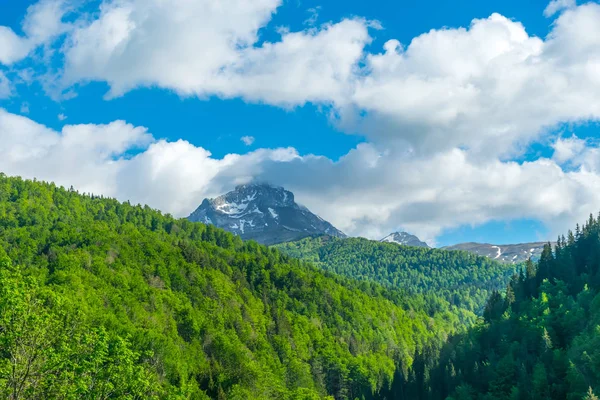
[401,215,600,400]
[0,174,464,399]
[275,236,516,315]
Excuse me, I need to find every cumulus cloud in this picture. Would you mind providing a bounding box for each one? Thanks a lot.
[0,109,152,196]
[57,1,600,160]
[0,0,68,65]
[62,0,371,105]
[241,136,255,146]
[345,6,600,158]
[2,109,600,245]
[62,0,281,97]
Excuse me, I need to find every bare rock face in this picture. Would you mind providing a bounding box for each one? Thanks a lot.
[443,242,553,263]
[380,232,429,248]
[188,183,346,245]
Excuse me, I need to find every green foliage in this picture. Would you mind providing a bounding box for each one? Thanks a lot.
[275,236,516,315]
[0,259,158,399]
[407,215,600,399]
[0,174,462,399]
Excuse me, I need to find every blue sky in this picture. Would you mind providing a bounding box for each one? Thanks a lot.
[0,0,599,245]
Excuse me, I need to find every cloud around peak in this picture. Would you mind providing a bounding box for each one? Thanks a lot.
[1,0,600,242]
[2,108,600,245]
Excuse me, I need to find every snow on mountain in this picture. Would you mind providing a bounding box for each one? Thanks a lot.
[380,232,429,248]
[443,242,553,263]
[188,183,346,245]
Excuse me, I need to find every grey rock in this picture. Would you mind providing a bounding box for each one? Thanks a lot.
[380,232,429,248]
[188,183,346,245]
[443,242,554,263]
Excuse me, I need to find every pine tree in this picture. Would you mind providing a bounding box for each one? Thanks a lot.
[585,387,599,400]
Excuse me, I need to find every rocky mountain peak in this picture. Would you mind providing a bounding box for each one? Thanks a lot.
[380,232,430,248]
[188,183,346,245]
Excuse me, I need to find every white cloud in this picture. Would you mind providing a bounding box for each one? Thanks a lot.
[2,109,600,245]
[0,71,11,98]
[344,6,600,159]
[56,1,600,160]
[0,0,68,65]
[552,135,586,164]
[62,0,282,98]
[0,28,31,65]
[22,0,69,43]
[0,109,152,196]
[304,7,321,26]
[241,136,255,146]
[62,0,371,105]
[544,0,576,17]
[58,113,67,121]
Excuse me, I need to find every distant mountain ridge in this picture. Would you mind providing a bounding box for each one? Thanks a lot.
[188,184,551,258]
[379,231,551,263]
[381,232,429,248]
[443,242,553,263]
[188,183,346,245]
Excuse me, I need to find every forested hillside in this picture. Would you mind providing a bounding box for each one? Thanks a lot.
[401,217,600,400]
[0,174,462,399]
[275,236,516,315]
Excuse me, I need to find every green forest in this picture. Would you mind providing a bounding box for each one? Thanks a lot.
[274,236,516,315]
[0,174,463,399]
[1,173,599,399]
[389,218,600,400]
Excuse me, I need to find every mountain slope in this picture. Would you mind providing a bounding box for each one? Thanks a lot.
[401,217,600,400]
[188,183,346,245]
[274,236,516,315]
[381,232,429,247]
[444,241,551,263]
[0,174,460,399]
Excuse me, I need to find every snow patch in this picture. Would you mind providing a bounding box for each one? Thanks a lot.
[382,234,396,243]
[216,201,249,216]
[268,207,278,219]
[238,219,256,234]
[491,245,502,260]
[245,192,257,202]
[251,206,263,215]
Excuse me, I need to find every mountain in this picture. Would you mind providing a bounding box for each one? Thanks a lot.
[381,231,429,247]
[402,218,600,400]
[188,183,346,245]
[443,241,552,263]
[274,235,516,315]
[0,174,462,399]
